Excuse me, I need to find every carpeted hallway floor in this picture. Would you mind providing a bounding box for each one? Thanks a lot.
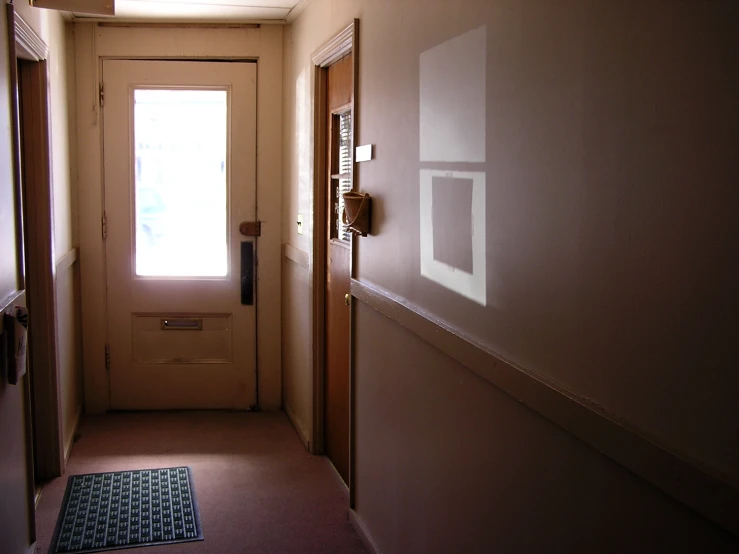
[34,411,366,553]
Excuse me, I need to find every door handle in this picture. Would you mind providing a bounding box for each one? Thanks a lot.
[241,241,254,305]
[344,293,351,306]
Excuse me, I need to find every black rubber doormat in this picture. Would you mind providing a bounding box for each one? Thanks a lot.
[50,467,203,553]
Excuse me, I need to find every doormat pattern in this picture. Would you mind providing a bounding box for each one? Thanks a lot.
[50,467,203,553]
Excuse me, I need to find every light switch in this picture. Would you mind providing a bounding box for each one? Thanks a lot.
[297,213,303,235]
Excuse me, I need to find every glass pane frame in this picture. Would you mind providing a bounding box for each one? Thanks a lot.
[129,85,232,280]
[329,107,353,243]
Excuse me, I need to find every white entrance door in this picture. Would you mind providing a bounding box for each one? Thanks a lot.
[102,59,257,410]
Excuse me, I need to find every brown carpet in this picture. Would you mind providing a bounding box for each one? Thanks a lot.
[34,411,366,554]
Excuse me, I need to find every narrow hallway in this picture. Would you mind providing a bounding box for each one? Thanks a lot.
[33,412,366,553]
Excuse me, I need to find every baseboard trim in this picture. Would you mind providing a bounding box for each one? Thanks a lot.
[284,401,310,451]
[349,509,382,554]
[351,278,739,538]
[63,407,83,468]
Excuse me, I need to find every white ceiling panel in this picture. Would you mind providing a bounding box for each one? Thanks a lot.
[122,0,296,7]
[72,0,298,21]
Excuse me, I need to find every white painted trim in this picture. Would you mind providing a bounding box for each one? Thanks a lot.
[0,290,25,318]
[311,21,353,67]
[349,509,382,554]
[284,400,310,450]
[283,243,309,269]
[56,247,78,273]
[63,407,83,466]
[14,12,49,61]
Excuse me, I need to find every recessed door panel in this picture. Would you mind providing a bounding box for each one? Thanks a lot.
[132,314,233,364]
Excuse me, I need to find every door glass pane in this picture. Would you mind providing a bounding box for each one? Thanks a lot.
[134,89,228,277]
[330,109,352,242]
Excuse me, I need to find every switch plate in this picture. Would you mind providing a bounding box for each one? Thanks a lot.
[297,213,303,235]
[356,144,373,162]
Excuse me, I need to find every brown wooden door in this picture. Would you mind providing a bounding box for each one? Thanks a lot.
[324,53,353,484]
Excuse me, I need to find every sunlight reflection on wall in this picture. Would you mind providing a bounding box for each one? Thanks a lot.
[419,26,487,306]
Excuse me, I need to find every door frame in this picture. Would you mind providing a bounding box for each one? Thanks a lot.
[309,19,359,503]
[8,5,65,482]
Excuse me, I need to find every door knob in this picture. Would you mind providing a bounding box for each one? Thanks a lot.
[344,293,351,306]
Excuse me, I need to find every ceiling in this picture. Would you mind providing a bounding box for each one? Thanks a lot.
[71,0,302,22]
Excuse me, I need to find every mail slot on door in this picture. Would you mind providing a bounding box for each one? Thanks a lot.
[160,318,203,330]
[135,314,232,364]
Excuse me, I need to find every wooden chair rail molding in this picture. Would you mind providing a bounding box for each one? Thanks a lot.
[350,278,739,538]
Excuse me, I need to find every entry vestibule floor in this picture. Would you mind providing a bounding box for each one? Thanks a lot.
[34,411,366,553]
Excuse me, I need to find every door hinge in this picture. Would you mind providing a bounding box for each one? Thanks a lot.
[99,83,104,108]
[102,211,107,240]
[104,344,110,372]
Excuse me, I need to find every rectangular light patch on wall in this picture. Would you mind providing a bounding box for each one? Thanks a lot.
[419,25,487,306]
[419,26,486,164]
[420,170,486,306]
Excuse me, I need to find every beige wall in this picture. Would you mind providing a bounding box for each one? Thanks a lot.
[74,24,284,413]
[283,0,739,550]
[13,3,82,462]
[354,301,738,553]
[281,247,311,445]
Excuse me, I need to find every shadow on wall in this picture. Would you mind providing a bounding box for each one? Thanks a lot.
[367,193,385,235]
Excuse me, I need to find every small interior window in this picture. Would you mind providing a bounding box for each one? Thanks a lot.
[330,109,352,242]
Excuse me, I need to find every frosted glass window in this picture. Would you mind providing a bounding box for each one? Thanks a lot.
[134,89,228,277]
